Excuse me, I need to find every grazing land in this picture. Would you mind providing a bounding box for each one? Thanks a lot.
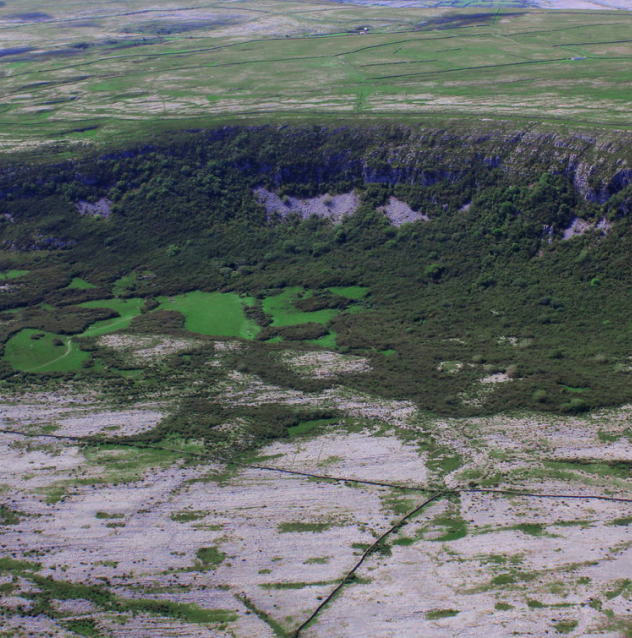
[156,291,259,339]
[2,1,632,637]
[4,0,632,155]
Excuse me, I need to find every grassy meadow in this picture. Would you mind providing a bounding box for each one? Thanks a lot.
[156,291,259,338]
[2,1,632,155]
[4,329,88,373]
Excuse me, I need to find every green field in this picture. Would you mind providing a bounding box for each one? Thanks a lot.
[0,270,29,280]
[3,1,632,156]
[263,288,337,327]
[308,332,338,349]
[156,291,259,338]
[68,277,97,290]
[288,418,337,438]
[79,299,145,337]
[4,329,88,373]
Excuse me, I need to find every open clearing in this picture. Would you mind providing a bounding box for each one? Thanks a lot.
[156,291,259,338]
[0,282,369,372]
[4,329,89,373]
[263,288,338,327]
[79,298,145,337]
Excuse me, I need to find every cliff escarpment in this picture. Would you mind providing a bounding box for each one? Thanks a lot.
[1,123,632,417]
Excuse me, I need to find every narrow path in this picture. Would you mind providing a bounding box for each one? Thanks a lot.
[24,340,72,373]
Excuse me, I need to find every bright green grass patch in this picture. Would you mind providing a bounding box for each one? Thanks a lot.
[392,536,415,546]
[430,514,468,542]
[117,369,142,378]
[512,523,545,536]
[83,440,204,482]
[4,329,88,373]
[307,331,337,349]
[605,579,632,600]
[156,291,258,338]
[328,285,368,299]
[0,557,41,574]
[0,505,20,525]
[609,516,632,526]
[553,620,578,634]
[382,349,396,356]
[61,619,101,638]
[68,277,96,289]
[0,269,29,280]
[288,418,336,438]
[171,510,208,523]
[263,287,337,327]
[28,571,237,625]
[544,459,632,480]
[79,298,144,337]
[304,557,329,564]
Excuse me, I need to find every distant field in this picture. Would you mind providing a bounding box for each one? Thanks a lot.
[2,0,632,154]
[156,291,259,338]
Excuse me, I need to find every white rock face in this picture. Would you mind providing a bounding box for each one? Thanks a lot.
[379,196,429,226]
[562,216,611,239]
[254,187,359,223]
[75,198,112,217]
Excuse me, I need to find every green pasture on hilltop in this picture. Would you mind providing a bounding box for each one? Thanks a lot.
[4,329,88,373]
[156,291,259,338]
[4,2,632,154]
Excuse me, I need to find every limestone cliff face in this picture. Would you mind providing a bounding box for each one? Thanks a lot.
[7,123,632,210]
[207,125,632,207]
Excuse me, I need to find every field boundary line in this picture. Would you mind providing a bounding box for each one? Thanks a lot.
[291,492,446,638]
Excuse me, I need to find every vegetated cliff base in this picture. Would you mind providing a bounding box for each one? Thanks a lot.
[1,123,632,418]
